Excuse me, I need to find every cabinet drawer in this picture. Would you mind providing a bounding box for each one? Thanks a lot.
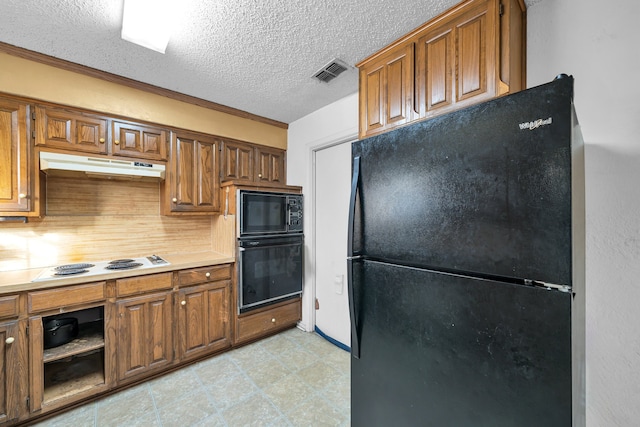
[236,299,301,343]
[177,264,231,287]
[116,272,173,297]
[0,295,19,319]
[28,282,106,313]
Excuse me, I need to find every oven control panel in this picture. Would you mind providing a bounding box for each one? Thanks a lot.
[287,195,304,232]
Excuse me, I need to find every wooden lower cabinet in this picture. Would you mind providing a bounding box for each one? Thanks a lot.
[28,304,110,415]
[0,320,26,424]
[116,291,173,382]
[177,280,231,361]
[6,263,307,425]
[235,298,302,345]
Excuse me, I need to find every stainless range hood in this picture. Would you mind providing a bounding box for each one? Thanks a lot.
[40,152,166,180]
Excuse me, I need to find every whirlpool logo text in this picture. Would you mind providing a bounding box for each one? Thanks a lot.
[519,117,552,130]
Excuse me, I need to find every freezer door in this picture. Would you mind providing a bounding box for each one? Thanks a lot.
[351,260,572,427]
[351,78,575,285]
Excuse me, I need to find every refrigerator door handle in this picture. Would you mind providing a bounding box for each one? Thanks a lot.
[348,156,361,358]
[348,156,360,258]
[347,257,361,359]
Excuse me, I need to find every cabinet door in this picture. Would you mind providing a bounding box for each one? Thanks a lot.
[256,146,285,184]
[116,292,173,382]
[34,106,107,154]
[416,0,496,119]
[455,0,494,103]
[165,133,220,213]
[417,25,454,115]
[221,139,254,183]
[358,43,414,138]
[0,98,32,213]
[177,280,231,361]
[0,320,24,423]
[112,121,167,161]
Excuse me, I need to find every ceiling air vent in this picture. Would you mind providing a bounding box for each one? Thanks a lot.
[313,59,349,83]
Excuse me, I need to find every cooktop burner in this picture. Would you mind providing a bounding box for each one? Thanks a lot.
[109,259,134,264]
[105,262,143,270]
[54,268,90,276]
[32,255,170,282]
[55,263,96,271]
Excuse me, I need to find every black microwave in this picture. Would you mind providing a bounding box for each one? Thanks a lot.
[238,190,303,236]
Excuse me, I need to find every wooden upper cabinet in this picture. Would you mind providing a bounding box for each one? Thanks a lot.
[161,131,220,214]
[35,105,108,154]
[0,97,42,216]
[359,43,415,138]
[256,146,286,184]
[112,120,167,161]
[221,138,287,185]
[221,139,254,183]
[358,0,525,138]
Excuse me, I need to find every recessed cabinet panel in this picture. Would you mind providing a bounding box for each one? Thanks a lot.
[196,139,218,209]
[364,67,383,130]
[176,135,196,208]
[423,30,453,111]
[457,11,487,100]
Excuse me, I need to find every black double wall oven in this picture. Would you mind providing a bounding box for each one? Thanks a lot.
[237,190,303,313]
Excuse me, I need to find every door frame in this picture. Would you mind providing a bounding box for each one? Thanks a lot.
[300,133,357,333]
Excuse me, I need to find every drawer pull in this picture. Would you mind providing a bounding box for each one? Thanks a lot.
[205,272,211,278]
[5,337,15,344]
[271,318,276,323]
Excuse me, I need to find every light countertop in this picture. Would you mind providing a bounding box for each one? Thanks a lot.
[0,251,235,295]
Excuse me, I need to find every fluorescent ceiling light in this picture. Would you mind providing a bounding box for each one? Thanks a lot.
[121,0,174,53]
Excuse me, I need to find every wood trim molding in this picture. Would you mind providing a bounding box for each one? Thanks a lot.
[0,41,288,130]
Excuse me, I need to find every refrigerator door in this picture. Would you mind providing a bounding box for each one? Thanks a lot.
[351,78,574,285]
[351,260,572,427]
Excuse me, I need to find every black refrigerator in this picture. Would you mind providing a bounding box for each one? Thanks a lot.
[348,76,585,426]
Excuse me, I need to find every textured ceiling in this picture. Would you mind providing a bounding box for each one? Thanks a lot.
[0,0,533,124]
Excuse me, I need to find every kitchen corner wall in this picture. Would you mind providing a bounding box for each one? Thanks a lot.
[287,0,640,424]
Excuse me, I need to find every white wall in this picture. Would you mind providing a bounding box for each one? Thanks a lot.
[288,0,640,423]
[286,93,359,332]
[527,0,640,425]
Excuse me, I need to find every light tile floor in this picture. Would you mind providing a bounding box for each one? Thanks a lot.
[32,328,351,427]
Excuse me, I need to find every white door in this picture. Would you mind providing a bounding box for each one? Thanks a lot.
[314,140,352,347]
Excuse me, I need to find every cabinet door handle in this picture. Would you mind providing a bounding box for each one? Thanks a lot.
[18,193,27,199]
[181,300,186,306]
[172,198,178,203]
[114,140,120,145]
[271,318,276,323]
[99,138,105,143]
[5,337,15,344]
